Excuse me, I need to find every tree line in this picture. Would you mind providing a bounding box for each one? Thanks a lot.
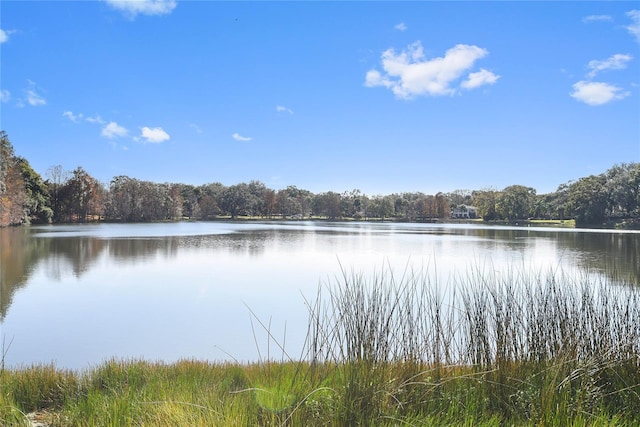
[2,131,639,227]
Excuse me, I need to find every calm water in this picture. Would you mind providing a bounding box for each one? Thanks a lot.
[1,221,638,370]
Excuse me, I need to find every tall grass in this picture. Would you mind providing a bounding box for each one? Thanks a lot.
[1,263,639,426]
[304,263,640,424]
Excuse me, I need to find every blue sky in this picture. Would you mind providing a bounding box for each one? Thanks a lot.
[1,1,639,196]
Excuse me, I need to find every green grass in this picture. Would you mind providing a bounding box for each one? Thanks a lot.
[527,219,576,227]
[2,264,639,426]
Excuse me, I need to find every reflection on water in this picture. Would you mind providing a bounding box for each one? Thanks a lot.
[1,227,50,320]
[1,222,638,369]
[471,227,640,283]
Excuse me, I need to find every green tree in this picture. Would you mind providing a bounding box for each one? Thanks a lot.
[276,185,312,218]
[393,194,409,219]
[197,182,225,220]
[179,184,201,219]
[341,189,365,219]
[246,180,267,217]
[221,183,251,218]
[530,194,551,219]
[16,157,53,223]
[545,182,571,220]
[472,188,501,220]
[313,191,342,219]
[605,163,640,217]
[445,189,473,208]
[631,164,640,214]
[497,185,536,220]
[107,175,140,221]
[139,181,166,221]
[367,195,394,220]
[567,175,608,225]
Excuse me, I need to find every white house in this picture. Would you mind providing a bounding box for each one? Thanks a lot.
[451,205,477,219]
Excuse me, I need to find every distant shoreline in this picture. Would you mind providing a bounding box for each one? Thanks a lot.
[10,216,640,231]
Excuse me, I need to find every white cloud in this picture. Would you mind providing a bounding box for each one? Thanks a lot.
[104,0,177,18]
[365,70,390,89]
[627,10,640,43]
[0,89,10,103]
[101,121,129,138]
[276,105,294,114]
[26,91,46,106]
[582,15,613,23]
[586,53,633,78]
[63,111,84,122]
[86,115,106,124]
[25,80,46,106]
[0,29,17,43]
[570,81,630,106]
[365,41,495,99]
[461,68,500,89]
[232,133,252,142]
[140,126,170,143]
[394,22,407,31]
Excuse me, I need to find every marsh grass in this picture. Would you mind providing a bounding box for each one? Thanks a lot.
[303,262,640,424]
[1,263,639,426]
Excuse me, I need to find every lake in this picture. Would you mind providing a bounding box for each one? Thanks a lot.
[1,221,638,370]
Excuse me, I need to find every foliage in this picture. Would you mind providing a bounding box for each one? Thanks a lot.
[0,130,14,194]
[445,189,473,207]
[0,131,27,226]
[59,167,105,222]
[107,176,182,222]
[496,184,536,220]
[15,157,53,224]
[367,195,394,220]
[472,188,500,220]
[197,182,224,219]
[313,191,342,219]
[566,175,609,225]
[1,130,639,227]
[45,164,69,223]
[605,163,640,218]
[220,182,252,218]
[275,185,312,218]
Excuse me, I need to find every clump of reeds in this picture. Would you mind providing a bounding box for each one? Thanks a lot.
[303,262,640,424]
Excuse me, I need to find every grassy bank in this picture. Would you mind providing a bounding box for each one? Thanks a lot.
[526,219,576,228]
[2,266,639,426]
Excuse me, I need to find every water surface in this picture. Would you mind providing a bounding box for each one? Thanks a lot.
[1,221,638,369]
